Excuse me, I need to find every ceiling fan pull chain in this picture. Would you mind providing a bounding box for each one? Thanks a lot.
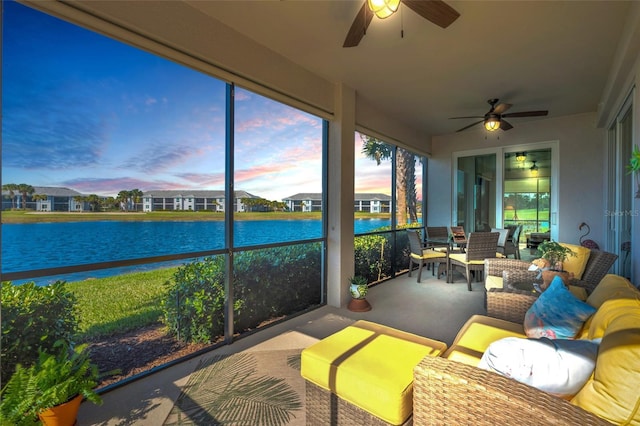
[401,5,404,38]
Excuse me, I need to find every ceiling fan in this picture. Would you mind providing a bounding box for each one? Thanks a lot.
[450,99,549,132]
[343,0,460,48]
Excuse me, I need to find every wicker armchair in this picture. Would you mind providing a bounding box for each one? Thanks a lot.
[413,356,611,425]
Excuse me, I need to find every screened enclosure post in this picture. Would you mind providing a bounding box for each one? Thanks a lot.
[224,83,235,344]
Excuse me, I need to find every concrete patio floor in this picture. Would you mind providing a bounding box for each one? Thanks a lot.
[77,255,533,425]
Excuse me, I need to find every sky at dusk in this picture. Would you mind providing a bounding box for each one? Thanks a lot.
[2,1,404,202]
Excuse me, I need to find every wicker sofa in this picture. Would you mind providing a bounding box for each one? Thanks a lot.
[413,273,640,425]
[485,244,619,296]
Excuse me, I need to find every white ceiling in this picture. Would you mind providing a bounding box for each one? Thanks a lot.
[183,0,632,137]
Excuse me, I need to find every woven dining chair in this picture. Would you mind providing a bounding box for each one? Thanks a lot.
[449,225,467,251]
[425,226,450,252]
[448,231,500,291]
[499,224,523,259]
[492,227,510,257]
[407,230,447,282]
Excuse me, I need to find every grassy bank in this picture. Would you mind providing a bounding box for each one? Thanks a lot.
[1,210,390,224]
[68,268,176,340]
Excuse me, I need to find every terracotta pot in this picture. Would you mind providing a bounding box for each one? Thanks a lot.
[348,298,372,312]
[540,270,574,290]
[38,394,83,426]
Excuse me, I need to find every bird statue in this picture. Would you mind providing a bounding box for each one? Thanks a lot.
[579,222,599,249]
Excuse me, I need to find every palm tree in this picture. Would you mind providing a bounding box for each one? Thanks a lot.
[17,184,34,210]
[360,135,418,225]
[101,196,117,211]
[2,183,19,209]
[117,190,131,211]
[86,194,101,212]
[130,189,143,212]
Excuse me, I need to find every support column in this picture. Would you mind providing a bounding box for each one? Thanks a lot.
[326,84,356,308]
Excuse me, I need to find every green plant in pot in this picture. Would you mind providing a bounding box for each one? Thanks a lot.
[537,240,576,289]
[347,276,372,312]
[0,341,104,426]
[349,275,369,300]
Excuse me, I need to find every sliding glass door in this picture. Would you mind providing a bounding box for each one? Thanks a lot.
[606,93,633,279]
[453,144,558,244]
[455,153,496,232]
[503,149,552,245]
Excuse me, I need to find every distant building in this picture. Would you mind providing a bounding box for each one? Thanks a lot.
[282,193,391,213]
[1,186,88,212]
[141,190,259,212]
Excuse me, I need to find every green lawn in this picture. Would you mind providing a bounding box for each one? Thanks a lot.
[68,268,176,340]
[504,208,549,221]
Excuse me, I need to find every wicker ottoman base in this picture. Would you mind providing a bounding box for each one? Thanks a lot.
[305,381,412,426]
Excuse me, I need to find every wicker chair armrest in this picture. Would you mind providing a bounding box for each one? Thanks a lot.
[486,288,538,323]
[484,258,531,277]
[413,356,611,425]
[503,269,539,288]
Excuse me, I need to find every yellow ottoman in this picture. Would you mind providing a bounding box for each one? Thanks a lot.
[301,320,447,425]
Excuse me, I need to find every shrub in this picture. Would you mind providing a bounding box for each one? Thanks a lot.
[162,244,322,344]
[1,281,78,385]
[354,234,390,282]
[233,244,322,330]
[161,256,241,343]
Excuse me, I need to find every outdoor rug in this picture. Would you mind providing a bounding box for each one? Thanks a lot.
[163,349,305,426]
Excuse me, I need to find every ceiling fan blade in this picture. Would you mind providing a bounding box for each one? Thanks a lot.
[500,119,514,131]
[502,110,549,118]
[449,116,484,120]
[456,120,484,132]
[402,0,460,28]
[343,2,374,47]
[493,103,512,115]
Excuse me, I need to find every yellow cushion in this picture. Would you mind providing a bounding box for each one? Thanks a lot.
[559,243,591,280]
[411,250,446,260]
[587,274,640,309]
[448,253,485,265]
[300,320,446,425]
[485,275,503,291]
[587,297,640,340]
[568,285,588,301]
[443,315,525,365]
[572,314,640,424]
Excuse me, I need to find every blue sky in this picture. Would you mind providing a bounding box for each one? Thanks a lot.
[2,1,393,202]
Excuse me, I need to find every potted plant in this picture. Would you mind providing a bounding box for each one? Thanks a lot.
[347,276,371,312]
[537,240,576,289]
[626,144,640,198]
[0,342,103,426]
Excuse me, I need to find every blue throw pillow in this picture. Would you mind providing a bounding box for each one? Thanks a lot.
[524,275,596,339]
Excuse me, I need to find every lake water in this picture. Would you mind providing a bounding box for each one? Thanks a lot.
[1,219,391,283]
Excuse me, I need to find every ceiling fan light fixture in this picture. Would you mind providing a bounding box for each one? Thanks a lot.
[515,152,526,162]
[367,0,401,19]
[530,160,539,177]
[484,116,500,131]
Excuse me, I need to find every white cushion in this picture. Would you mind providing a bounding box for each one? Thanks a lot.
[478,337,599,398]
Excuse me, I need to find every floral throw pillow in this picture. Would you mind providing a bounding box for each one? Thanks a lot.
[524,275,596,339]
